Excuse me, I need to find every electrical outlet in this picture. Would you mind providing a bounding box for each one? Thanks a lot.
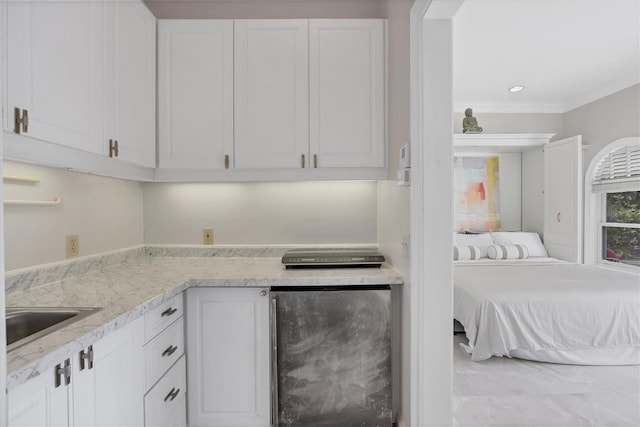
[66,235,79,257]
[401,235,410,259]
[203,228,214,245]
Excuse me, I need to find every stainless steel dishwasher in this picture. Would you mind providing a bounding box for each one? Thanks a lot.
[270,285,392,427]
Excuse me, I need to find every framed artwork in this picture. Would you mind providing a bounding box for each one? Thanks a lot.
[454,156,501,232]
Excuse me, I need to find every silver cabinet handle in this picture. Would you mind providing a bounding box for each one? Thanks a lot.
[162,345,178,357]
[55,358,71,388]
[14,108,28,134]
[557,212,561,222]
[301,154,305,168]
[164,387,180,402]
[161,307,178,317]
[79,345,94,370]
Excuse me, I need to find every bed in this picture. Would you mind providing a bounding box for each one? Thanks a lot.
[453,233,640,365]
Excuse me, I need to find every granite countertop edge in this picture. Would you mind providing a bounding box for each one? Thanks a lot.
[5,246,404,389]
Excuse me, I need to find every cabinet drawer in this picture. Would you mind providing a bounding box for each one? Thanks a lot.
[145,293,183,343]
[145,317,184,390]
[145,356,187,427]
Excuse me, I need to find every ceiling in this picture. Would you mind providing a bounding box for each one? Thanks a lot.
[452,0,640,113]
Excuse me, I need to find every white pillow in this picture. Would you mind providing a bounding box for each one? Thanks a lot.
[454,245,482,261]
[490,232,548,257]
[487,244,529,260]
[454,233,493,258]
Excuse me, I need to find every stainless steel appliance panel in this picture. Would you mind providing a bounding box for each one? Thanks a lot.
[271,286,392,427]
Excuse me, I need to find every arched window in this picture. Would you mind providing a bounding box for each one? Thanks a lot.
[584,137,640,269]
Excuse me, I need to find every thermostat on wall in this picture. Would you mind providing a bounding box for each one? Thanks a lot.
[399,143,411,169]
[397,168,410,186]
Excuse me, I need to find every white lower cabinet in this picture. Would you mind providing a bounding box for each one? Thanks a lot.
[143,293,187,427]
[73,317,145,427]
[8,317,145,427]
[8,363,69,427]
[186,287,270,427]
[144,356,187,427]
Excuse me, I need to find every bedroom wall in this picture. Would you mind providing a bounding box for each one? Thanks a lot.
[564,84,640,173]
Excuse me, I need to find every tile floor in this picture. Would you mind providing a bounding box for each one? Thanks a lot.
[453,335,640,427]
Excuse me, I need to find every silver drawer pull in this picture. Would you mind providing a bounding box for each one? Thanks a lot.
[164,387,180,402]
[162,345,178,357]
[161,307,178,317]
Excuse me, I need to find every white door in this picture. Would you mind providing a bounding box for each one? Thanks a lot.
[234,20,309,169]
[544,135,583,262]
[186,288,270,427]
[8,364,69,427]
[5,0,104,154]
[309,20,386,168]
[104,0,156,167]
[72,318,145,427]
[158,20,234,169]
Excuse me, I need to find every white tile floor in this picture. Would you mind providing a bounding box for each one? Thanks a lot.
[453,335,640,427]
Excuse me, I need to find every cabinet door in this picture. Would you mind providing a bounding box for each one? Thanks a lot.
[105,0,156,167]
[544,135,583,262]
[5,0,104,154]
[234,20,309,169]
[8,364,69,427]
[72,317,145,427]
[309,20,386,168]
[186,287,270,427]
[158,20,234,169]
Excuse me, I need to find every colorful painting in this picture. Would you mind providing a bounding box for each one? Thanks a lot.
[454,156,501,232]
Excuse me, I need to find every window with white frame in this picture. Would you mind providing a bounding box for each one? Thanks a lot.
[592,143,640,268]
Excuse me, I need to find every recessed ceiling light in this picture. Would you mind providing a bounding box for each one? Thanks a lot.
[509,85,525,93]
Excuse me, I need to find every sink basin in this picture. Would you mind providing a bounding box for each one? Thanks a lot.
[6,307,102,352]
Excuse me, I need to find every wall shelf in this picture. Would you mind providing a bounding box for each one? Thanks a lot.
[454,133,556,153]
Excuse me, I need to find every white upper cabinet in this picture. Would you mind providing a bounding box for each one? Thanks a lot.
[234,20,310,169]
[309,20,386,168]
[5,0,105,154]
[158,20,234,169]
[105,0,157,167]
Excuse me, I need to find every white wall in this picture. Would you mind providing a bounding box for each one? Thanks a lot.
[143,181,377,245]
[3,161,144,270]
[379,0,414,423]
[376,181,409,421]
[385,0,414,180]
[564,84,640,172]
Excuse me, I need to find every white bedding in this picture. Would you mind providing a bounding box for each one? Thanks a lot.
[454,260,640,365]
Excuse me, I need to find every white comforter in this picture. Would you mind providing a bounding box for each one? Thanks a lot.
[454,260,640,364]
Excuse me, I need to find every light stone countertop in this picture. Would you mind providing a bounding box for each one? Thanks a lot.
[5,247,403,389]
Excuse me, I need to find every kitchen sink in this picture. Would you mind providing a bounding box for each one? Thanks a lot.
[6,307,102,352]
